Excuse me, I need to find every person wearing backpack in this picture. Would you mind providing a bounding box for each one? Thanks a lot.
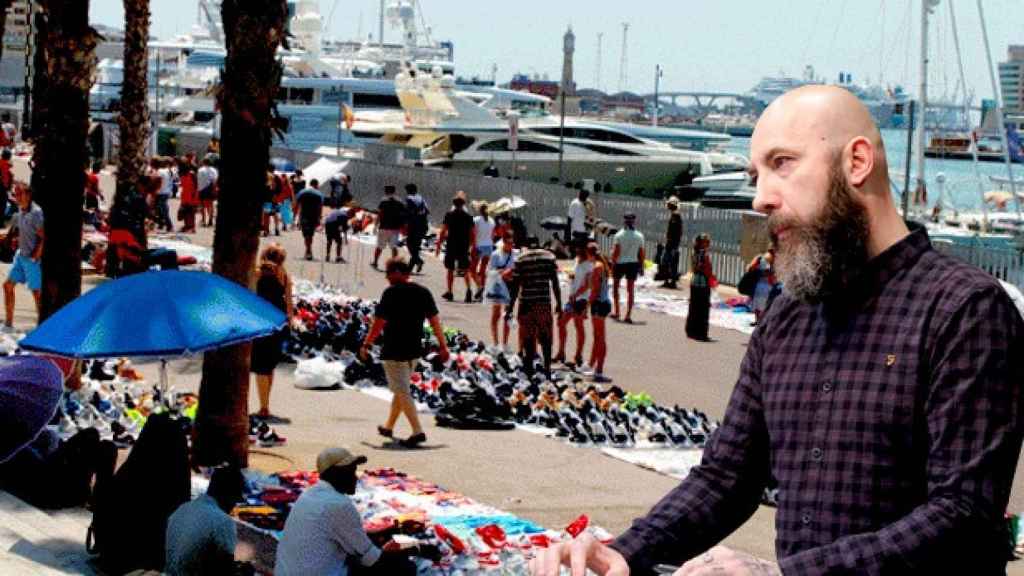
[404,183,429,273]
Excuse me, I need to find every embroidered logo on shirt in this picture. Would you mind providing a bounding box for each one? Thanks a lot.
[885,354,897,367]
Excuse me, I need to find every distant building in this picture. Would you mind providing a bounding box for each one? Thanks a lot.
[509,74,559,101]
[999,45,1024,118]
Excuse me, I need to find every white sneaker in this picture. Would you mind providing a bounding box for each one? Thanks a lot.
[579,365,594,377]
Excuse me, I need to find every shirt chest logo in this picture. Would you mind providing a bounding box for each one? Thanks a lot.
[885,354,897,367]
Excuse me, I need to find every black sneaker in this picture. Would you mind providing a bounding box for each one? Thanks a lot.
[474,288,484,302]
[400,432,426,447]
[442,292,454,302]
[464,290,473,303]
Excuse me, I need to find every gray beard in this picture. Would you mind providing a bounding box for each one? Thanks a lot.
[771,166,870,303]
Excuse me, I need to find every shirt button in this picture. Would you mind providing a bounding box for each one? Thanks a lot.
[801,513,812,525]
[810,447,823,461]
[822,381,833,393]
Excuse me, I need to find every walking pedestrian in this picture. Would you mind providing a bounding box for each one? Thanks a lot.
[660,196,683,288]
[484,230,516,351]
[747,244,777,325]
[554,244,591,368]
[262,167,282,237]
[685,234,714,342]
[250,244,292,422]
[507,238,561,377]
[360,257,450,447]
[197,157,218,227]
[275,171,295,232]
[154,158,174,231]
[470,201,495,301]
[404,184,429,274]
[0,149,12,225]
[3,184,43,328]
[436,192,475,302]
[84,161,103,213]
[371,185,405,270]
[295,180,324,261]
[611,212,644,323]
[585,241,613,382]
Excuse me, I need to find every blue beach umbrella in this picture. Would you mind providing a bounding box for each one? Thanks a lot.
[20,270,286,389]
[0,356,64,463]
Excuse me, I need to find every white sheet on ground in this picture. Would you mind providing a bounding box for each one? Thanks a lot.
[601,446,704,480]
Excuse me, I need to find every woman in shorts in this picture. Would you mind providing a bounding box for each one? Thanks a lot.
[484,230,516,350]
[554,244,591,368]
[586,241,613,382]
[250,244,292,421]
[470,202,496,301]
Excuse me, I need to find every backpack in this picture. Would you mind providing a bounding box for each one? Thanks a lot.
[86,413,190,574]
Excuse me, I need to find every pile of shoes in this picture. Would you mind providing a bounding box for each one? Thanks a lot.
[53,359,196,449]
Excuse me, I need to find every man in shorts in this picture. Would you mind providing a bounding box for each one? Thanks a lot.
[435,193,475,302]
[360,258,450,447]
[295,179,324,261]
[323,204,350,263]
[507,237,562,377]
[4,184,44,328]
[371,185,405,270]
[611,212,645,322]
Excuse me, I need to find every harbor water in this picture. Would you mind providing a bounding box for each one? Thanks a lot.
[724,129,1022,214]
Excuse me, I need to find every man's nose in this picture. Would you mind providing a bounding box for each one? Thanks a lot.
[752,178,779,215]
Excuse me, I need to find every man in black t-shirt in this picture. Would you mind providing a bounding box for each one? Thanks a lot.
[360,258,450,447]
[661,196,684,288]
[435,193,475,303]
[295,179,324,260]
[372,185,406,270]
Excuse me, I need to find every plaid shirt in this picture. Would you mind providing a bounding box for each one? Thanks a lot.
[611,229,1024,574]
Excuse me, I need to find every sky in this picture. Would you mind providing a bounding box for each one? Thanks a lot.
[89,0,1023,101]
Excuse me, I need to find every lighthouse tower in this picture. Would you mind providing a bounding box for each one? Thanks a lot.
[561,26,576,99]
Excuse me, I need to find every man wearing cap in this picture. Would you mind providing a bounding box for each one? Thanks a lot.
[611,213,644,323]
[276,447,417,576]
[371,185,405,270]
[661,197,684,289]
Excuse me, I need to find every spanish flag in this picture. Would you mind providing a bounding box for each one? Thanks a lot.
[342,104,355,130]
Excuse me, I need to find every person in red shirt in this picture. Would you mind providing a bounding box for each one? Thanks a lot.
[178,162,198,233]
[84,162,103,213]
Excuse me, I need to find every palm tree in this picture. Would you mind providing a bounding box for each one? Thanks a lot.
[31,0,99,320]
[193,0,288,467]
[106,0,150,276]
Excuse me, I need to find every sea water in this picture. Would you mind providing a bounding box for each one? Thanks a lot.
[725,129,1022,214]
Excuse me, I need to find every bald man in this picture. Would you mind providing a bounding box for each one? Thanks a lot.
[531,86,1024,576]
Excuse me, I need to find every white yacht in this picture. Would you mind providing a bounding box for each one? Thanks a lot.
[359,71,717,195]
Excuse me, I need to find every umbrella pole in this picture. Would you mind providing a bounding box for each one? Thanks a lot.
[160,359,169,396]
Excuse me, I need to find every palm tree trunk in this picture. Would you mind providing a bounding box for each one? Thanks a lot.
[193,0,288,467]
[31,0,99,321]
[107,0,150,276]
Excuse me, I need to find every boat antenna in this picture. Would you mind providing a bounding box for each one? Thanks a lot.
[946,0,988,230]
[914,0,937,210]
[976,0,1021,224]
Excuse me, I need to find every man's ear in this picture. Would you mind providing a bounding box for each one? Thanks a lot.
[846,136,874,188]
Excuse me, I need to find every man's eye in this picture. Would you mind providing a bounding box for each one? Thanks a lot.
[772,157,792,170]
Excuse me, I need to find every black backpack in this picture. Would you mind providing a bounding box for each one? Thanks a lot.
[86,413,190,574]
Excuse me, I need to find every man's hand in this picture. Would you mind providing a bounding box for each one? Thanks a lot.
[529,532,629,576]
[676,546,780,576]
[358,343,371,362]
[382,540,402,553]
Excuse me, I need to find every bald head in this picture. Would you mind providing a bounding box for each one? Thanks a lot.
[754,85,884,170]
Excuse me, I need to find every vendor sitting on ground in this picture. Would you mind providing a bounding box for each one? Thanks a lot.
[164,466,245,576]
[275,447,418,576]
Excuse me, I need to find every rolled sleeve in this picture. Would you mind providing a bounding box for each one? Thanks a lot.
[330,499,382,567]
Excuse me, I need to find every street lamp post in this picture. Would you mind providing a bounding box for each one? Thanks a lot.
[653,64,662,127]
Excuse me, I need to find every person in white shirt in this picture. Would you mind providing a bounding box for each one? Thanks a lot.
[470,202,496,301]
[611,212,645,323]
[567,189,590,249]
[275,447,418,576]
[197,158,218,227]
[153,158,174,231]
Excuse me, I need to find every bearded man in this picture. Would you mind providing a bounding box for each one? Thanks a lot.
[531,85,1024,576]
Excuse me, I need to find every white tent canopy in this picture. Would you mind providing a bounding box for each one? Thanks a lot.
[302,157,349,189]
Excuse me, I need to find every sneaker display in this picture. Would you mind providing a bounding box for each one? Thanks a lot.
[258,427,287,447]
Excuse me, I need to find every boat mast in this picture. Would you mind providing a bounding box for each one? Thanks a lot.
[976,0,1022,223]
[947,0,988,229]
[914,0,934,209]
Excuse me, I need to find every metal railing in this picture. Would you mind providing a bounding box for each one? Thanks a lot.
[321,156,750,286]
[933,240,1024,290]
